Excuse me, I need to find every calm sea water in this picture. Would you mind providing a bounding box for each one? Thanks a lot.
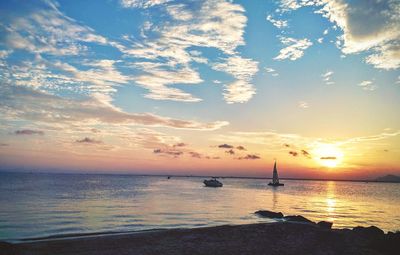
[1,172,399,242]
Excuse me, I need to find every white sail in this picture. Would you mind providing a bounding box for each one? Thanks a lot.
[272,160,279,184]
[269,160,284,186]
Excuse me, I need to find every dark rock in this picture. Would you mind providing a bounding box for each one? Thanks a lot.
[383,231,400,255]
[0,241,16,255]
[352,226,384,238]
[283,215,314,223]
[255,210,284,218]
[317,221,333,229]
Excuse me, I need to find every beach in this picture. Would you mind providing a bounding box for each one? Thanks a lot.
[2,220,399,255]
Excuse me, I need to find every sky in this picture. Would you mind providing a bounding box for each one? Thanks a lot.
[0,0,399,179]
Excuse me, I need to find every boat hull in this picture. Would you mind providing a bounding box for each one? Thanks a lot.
[204,180,223,187]
[268,182,284,186]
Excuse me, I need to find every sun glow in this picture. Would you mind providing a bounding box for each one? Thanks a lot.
[313,143,344,168]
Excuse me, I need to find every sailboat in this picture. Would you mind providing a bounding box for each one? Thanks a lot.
[268,160,284,186]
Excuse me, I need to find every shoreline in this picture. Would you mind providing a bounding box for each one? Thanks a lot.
[2,220,399,255]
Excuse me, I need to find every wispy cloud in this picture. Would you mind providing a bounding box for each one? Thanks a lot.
[265,67,279,77]
[3,1,109,56]
[120,0,171,9]
[153,148,183,157]
[214,129,400,160]
[189,151,202,158]
[237,154,260,160]
[218,144,234,149]
[266,15,288,28]
[274,36,313,61]
[225,149,235,155]
[0,84,229,131]
[321,70,335,85]
[358,80,377,91]
[320,156,337,160]
[121,0,252,103]
[301,149,311,158]
[212,56,259,103]
[279,0,303,12]
[14,129,44,135]
[298,101,309,109]
[75,137,102,144]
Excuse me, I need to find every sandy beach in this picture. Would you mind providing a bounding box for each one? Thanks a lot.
[2,220,399,255]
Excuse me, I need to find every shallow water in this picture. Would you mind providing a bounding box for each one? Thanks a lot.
[0,172,399,241]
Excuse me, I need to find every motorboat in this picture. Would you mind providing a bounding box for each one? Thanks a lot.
[204,178,223,187]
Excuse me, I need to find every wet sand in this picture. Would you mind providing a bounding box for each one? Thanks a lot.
[1,221,399,255]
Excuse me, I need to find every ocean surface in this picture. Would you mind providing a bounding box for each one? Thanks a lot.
[1,172,399,242]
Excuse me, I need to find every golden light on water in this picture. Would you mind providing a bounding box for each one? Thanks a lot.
[312,143,344,168]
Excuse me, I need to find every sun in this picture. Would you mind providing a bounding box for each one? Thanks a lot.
[312,143,344,168]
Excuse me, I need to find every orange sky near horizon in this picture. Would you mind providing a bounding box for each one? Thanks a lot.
[0,0,399,179]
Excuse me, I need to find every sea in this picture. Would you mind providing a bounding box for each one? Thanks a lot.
[1,172,399,242]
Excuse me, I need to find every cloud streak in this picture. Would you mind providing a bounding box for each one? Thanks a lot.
[14,129,44,135]
[212,56,259,104]
[0,84,229,130]
[75,137,102,144]
[274,36,313,61]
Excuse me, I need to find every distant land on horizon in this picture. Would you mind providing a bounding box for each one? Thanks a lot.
[374,174,400,183]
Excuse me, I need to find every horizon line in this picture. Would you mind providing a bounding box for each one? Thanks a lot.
[1,170,398,183]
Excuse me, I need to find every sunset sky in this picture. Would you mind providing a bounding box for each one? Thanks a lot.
[0,0,399,179]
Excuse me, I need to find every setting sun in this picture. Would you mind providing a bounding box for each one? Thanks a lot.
[312,143,344,168]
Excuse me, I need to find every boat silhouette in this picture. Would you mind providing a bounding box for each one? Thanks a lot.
[268,160,284,186]
[204,177,223,187]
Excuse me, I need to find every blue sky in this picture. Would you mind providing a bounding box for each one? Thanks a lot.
[0,0,399,178]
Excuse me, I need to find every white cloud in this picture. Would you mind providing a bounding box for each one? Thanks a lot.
[223,80,256,104]
[120,0,252,103]
[278,0,400,69]
[364,43,400,70]
[120,0,171,9]
[212,56,259,103]
[4,3,109,56]
[358,80,377,91]
[279,0,302,11]
[315,0,399,69]
[274,36,313,61]
[317,37,324,43]
[4,56,130,105]
[133,67,203,102]
[265,67,279,76]
[298,101,309,108]
[266,15,288,28]
[166,4,194,21]
[321,70,335,85]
